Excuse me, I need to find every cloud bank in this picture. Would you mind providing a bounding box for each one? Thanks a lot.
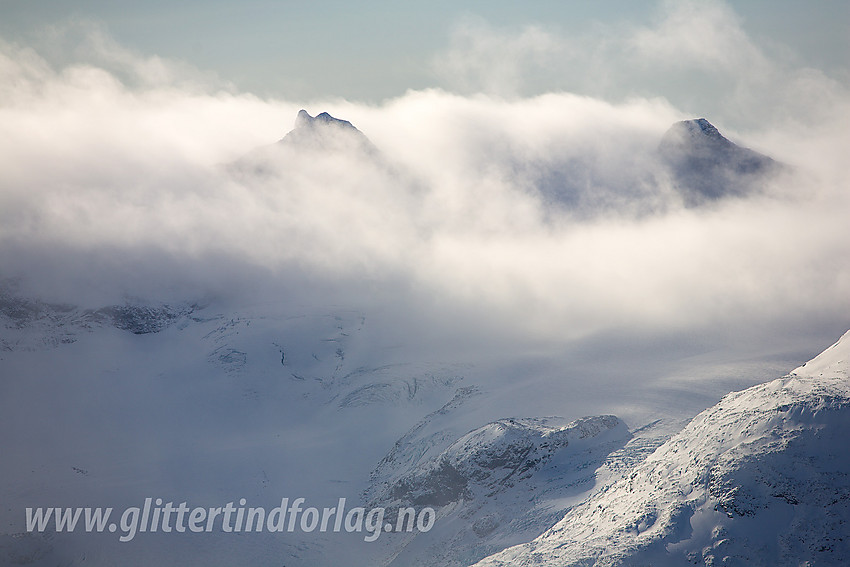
[0,3,848,348]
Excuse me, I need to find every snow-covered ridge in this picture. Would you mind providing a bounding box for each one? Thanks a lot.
[372,415,626,508]
[474,330,850,566]
[0,286,196,350]
[791,329,850,379]
[367,415,630,566]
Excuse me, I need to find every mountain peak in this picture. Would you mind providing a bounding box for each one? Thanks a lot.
[295,108,311,127]
[293,109,357,132]
[229,109,379,176]
[659,117,779,203]
[674,117,724,140]
[662,118,731,148]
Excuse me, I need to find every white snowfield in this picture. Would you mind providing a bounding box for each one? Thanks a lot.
[473,330,850,567]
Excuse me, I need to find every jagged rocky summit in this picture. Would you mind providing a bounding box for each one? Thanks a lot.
[228,109,379,177]
[278,109,376,153]
[294,109,357,130]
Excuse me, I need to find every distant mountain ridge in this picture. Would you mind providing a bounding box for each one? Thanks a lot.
[0,284,197,349]
[232,111,783,212]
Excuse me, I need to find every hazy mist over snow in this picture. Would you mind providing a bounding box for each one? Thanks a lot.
[0,0,848,350]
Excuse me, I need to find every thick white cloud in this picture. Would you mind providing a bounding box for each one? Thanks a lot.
[0,7,848,347]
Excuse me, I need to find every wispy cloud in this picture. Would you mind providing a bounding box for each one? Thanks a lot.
[432,1,850,132]
[432,16,564,98]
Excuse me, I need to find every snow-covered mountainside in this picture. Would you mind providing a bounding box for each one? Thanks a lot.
[0,290,475,566]
[475,330,850,567]
[367,415,630,566]
[659,117,781,205]
[2,279,796,567]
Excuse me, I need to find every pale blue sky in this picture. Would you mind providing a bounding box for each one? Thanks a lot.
[0,0,848,102]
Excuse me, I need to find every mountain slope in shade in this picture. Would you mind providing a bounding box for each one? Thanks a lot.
[659,118,781,205]
[474,330,850,567]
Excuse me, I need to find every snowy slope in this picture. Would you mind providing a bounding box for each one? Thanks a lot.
[791,330,850,379]
[474,330,850,567]
[0,291,472,566]
[1,281,799,567]
[366,415,630,566]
